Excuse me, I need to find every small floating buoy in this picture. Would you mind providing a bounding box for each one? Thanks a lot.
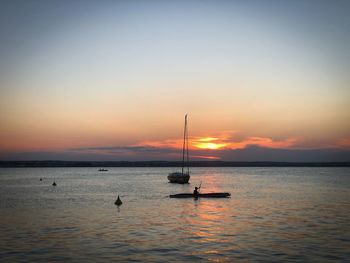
[52,182,57,186]
[115,195,122,206]
[40,178,42,181]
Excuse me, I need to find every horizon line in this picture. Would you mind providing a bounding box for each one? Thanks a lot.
[1,160,349,168]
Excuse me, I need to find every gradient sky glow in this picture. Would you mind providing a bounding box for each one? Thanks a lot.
[0,0,349,161]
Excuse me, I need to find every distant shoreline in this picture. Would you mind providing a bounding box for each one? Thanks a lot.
[0,161,349,168]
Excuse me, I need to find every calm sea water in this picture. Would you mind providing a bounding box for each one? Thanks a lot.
[0,167,349,262]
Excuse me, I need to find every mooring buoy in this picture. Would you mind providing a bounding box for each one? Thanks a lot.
[115,195,122,206]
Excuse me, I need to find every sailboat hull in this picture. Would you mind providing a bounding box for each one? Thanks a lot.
[168,172,190,184]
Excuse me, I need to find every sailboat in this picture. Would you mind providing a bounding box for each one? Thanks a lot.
[167,114,190,184]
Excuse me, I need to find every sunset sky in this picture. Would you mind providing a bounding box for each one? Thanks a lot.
[0,0,349,161]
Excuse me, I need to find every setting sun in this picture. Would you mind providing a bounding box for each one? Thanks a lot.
[195,142,227,150]
[194,137,228,150]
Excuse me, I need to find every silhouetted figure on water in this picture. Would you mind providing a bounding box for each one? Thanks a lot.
[193,186,201,196]
[52,182,57,186]
[40,178,42,181]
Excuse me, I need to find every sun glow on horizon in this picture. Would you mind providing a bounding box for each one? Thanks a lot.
[138,134,301,151]
[192,155,221,160]
[195,142,228,150]
[194,137,228,150]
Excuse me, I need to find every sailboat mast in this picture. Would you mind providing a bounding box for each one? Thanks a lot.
[181,114,187,174]
[186,115,189,175]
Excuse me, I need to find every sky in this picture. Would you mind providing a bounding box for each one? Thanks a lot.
[0,0,349,161]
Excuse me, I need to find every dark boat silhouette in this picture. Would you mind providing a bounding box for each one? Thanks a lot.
[168,114,190,184]
[169,192,230,198]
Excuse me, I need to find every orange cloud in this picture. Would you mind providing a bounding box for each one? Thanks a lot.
[336,138,350,148]
[227,136,299,149]
[136,139,183,149]
[136,134,299,151]
[197,137,221,142]
[192,134,298,150]
[191,155,221,160]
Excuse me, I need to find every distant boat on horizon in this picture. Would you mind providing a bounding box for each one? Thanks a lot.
[98,168,108,172]
[168,114,190,184]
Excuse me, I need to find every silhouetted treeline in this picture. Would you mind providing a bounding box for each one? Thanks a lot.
[0,161,349,167]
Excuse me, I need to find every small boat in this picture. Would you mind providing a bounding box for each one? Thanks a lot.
[98,168,108,172]
[168,114,190,184]
[169,192,231,198]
